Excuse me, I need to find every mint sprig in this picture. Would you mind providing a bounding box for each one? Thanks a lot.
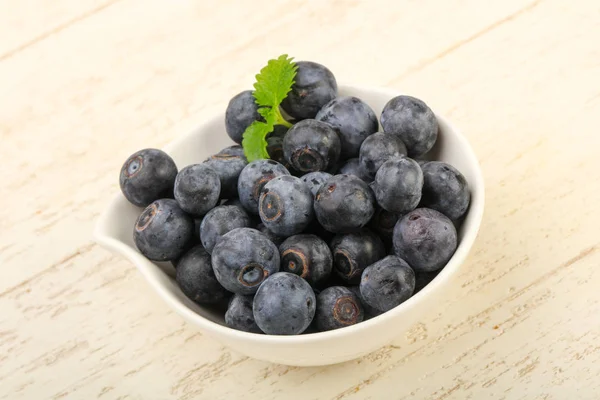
[242,55,297,162]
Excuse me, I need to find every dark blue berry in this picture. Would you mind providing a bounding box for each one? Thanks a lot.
[134,199,194,261]
[283,119,341,173]
[200,205,251,254]
[176,245,230,304]
[358,132,407,179]
[266,125,290,167]
[258,175,314,236]
[301,171,332,197]
[321,270,348,290]
[414,270,440,294]
[220,145,245,158]
[271,124,289,137]
[325,159,344,175]
[281,61,337,120]
[193,217,203,244]
[373,157,423,214]
[221,197,243,208]
[221,197,262,227]
[120,149,177,207]
[338,158,372,183]
[279,234,332,287]
[314,175,375,233]
[212,228,280,295]
[256,223,286,246]
[330,229,385,284]
[204,151,248,199]
[380,95,438,157]
[368,207,400,245]
[253,272,316,335]
[315,96,378,158]
[420,161,470,221]
[174,164,221,217]
[225,90,260,144]
[315,286,363,331]
[360,255,415,312]
[393,208,457,272]
[237,160,290,215]
[301,219,335,244]
[225,294,262,333]
[348,286,383,319]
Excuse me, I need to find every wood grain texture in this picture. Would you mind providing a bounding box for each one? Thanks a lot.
[1,0,599,398]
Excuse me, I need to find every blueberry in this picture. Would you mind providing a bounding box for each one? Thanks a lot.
[134,199,194,261]
[237,160,290,215]
[119,148,178,207]
[200,205,252,253]
[258,175,314,236]
[193,217,203,244]
[314,175,375,233]
[301,171,332,197]
[225,294,262,333]
[420,161,470,221]
[204,151,248,199]
[414,270,440,294]
[256,223,286,246]
[221,198,262,227]
[315,96,379,158]
[173,164,221,217]
[415,158,430,168]
[358,133,407,179]
[176,245,230,304]
[279,234,332,287]
[368,207,400,245]
[393,208,457,272]
[320,270,348,290]
[253,272,316,335]
[271,124,289,138]
[283,119,341,173]
[225,90,260,144]
[338,158,372,183]
[301,219,335,244]
[325,159,344,175]
[380,95,438,157]
[218,145,246,158]
[330,229,386,283]
[212,228,280,294]
[315,286,364,331]
[281,61,337,120]
[360,255,415,312]
[266,125,290,166]
[266,135,284,165]
[221,197,243,208]
[348,286,383,319]
[372,157,423,214]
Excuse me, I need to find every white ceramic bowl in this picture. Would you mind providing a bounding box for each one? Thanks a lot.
[94,85,484,367]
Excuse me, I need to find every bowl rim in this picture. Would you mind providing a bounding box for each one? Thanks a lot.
[94,84,485,345]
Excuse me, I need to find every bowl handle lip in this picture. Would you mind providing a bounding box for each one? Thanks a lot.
[93,84,486,346]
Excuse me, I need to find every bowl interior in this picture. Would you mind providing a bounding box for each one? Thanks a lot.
[95,85,484,336]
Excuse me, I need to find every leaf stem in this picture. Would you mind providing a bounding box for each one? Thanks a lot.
[274,107,293,128]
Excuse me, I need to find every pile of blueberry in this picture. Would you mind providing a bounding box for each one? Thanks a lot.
[119,61,470,335]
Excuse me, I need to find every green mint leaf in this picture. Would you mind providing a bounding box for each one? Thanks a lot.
[257,107,272,120]
[242,120,271,161]
[242,55,297,162]
[252,54,298,108]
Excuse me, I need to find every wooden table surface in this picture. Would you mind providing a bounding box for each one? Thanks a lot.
[2,0,600,398]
